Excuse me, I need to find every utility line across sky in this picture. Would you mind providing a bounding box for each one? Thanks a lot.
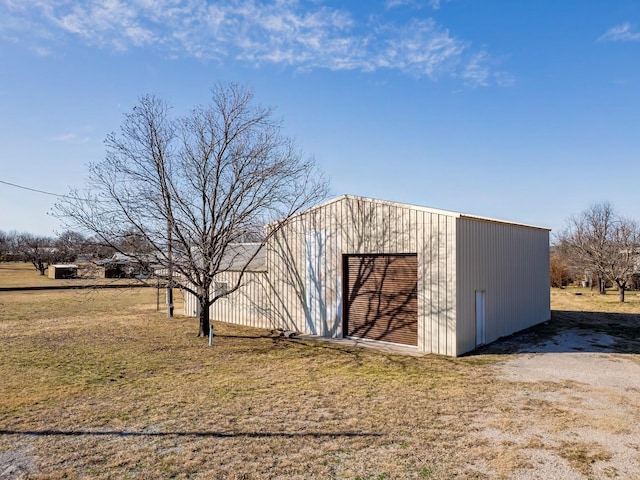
[0,179,107,203]
[0,178,67,198]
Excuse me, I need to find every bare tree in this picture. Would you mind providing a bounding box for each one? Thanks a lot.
[14,233,55,275]
[558,202,640,302]
[55,230,88,262]
[84,235,117,260]
[0,230,9,261]
[55,83,328,335]
[549,249,572,288]
[0,230,22,262]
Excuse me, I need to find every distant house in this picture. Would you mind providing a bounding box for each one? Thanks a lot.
[97,253,156,278]
[184,195,551,356]
[48,264,78,279]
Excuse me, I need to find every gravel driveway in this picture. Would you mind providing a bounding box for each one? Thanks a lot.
[474,321,640,479]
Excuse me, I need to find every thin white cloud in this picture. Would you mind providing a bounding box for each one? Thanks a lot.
[427,0,449,10]
[0,0,504,86]
[385,0,418,8]
[374,19,466,79]
[49,1,156,51]
[51,133,77,142]
[598,23,640,42]
[385,0,449,10]
[51,125,93,143]
[461,51,490,87]
[493,71,515,88]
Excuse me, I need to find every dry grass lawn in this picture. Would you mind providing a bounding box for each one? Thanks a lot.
[551,284,640,314]
[0,264,638,479]
[0,262,155,289]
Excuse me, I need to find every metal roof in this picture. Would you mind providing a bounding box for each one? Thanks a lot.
[220,243,267,272]
[298,194,550,231]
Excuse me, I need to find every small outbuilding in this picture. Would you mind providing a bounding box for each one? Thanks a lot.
[98,253,156,278]
[185,195,550,356]
[48,264,78,279]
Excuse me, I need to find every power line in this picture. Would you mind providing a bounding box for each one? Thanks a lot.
[0,179,68,199]
[0,178,116,204]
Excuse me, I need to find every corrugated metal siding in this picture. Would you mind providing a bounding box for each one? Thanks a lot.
[209,271,272,329]
[184,286,199,317]
[455,218,550,355]
[267,195,458,355]
[182,272,271,329]
[417,213,457,356]
[265,202,344,336]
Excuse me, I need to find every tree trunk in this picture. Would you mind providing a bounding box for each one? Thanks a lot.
[166,284,174,318]
[197,299,210,337]
[618,284,625,303]
[598,277,606,294]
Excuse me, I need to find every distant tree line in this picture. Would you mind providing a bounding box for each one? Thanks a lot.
[554,202,640,302]
[0,229,152,276]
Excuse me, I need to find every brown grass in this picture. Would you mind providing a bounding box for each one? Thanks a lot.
[0,269,638,479]
[551,285,640,314]
[0,287,501,479]
[0,262,157,289]
[557,440,613,476]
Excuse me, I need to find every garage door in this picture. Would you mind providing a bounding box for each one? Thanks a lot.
[343,254,418,346]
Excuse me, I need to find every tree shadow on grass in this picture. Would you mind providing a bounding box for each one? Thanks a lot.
[0,429,381,439]
[473,310,640,355]
[212,331,374,359]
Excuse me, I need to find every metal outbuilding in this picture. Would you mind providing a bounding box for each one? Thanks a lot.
[185,195,550,356]
[48,264,78,279]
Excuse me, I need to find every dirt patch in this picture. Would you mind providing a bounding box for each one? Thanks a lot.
[476,309,640,356]
[0,447,35,479]
[514,329,616,353]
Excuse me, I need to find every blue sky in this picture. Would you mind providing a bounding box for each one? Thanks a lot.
[1,0,639,238]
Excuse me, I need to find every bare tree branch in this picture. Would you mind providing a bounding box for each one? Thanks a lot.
[558,202,640,302]
[55,83,329,335]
